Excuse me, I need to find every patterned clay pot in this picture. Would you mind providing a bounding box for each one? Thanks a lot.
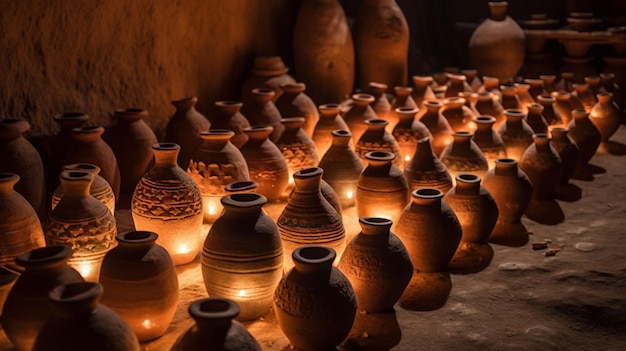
[497,109,535,161]
[568,109,601,172]
[209,101,251,149]
[318,130,364,208]
[343,93,378,142]
[403,137,453,194]
[536,94,563,126]
[549,127,579,185]
[312,103,350,157]
[392,107,432,169]
[164,96,211,170]
[275,83,320,137]
[356,119,403,168]
[589,92,622,141]
[474,92,506,130]
[440,96,477,133]
[526,103,549,134]
[440,131,489,183]
[240,88,284,142]
[52,163,115,215]
[473,116,507,170]
[276,117,320,188]
[419,100,454,156]
[241,56,296,103]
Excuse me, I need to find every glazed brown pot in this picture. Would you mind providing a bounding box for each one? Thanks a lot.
[241,56,296,103]
[209,101,251,149]
[318,130,364,208]
[403,137,453,194]
[164,96,211,169]
[51,163,115,215]
[275,83,320,137]
[312,103,350,156]
[240,88,284,142]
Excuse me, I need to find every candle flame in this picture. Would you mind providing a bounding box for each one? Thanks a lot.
[239,289,247,297]
[178,244,191,254]
[346,191,353,200]
[208,204,217,215]
[404,155,411,162]
[78,262,93,279]
[142,320,152,329]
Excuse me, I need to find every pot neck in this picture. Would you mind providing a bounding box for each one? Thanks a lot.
[454,174,481,195]
[330,129,352,147]
[293,167,323,193]
[494,158,519,176]
[59,171,94,198]
[489,1,508,21]
[114,108,147,123]
[153,143,180,167]
[359,217,392,238]
[171,96,198,112]
[0,173,19,194]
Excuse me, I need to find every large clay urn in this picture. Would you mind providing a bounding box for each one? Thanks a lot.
[99,231,179,342]
[404,137,453,194]
[439,131,489,183]
[312,103,350,156]
[440,96,477,133]
[275,83,320,137]
[338,217,412,313]
[392,107,432,169]
[202,193,283,321]
[590,92,622,142]
[318,130,364,208]
[356,119,403,168]
[568,109,601,172]
[293,0,354,104]
[32,282,140,351]
[241,56,296,103]
[420,100,454,156]
[469,1,525,82]
[209,101,251,149]
[170,298,262,351]
[549,127,579,185]
[164,96,211,169]
[274,246,357,351]
[51,163,116,215]
[474,92,506,130]
[473,116,507,170]
[343,93,378,142]
[497,109,535,161]
[240,88,284,142]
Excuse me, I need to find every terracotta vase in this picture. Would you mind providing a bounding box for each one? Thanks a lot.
[590,92,622,141]
[540,75,558,93]
[99,231,179,341]
[411,76,437,113]
[392,86,418,111]
[395,188,462,311]
[240,126,290,203]
[552,91,576,125]
[209,101,251,149]
[356,119,403,168]
[568,109,602,172]
[170,298,262,351]
[48,112,89,192]
[275,83,320,137]
[366,82,394,130]
[202,193,283,321]
[188,130,250,225]
[515,83,535,112]
[440,96,476,133]
[164,97,210,170]
[404,137,453,194]
[525,78,547,100]
[600,72,624,111]
[356,151,409,226]
[240,88,284,142]
[276,117,320,186]
[526,103,549,134]
[318,130,364,208]
[0,173,45,271]
[278,168,346,272]
[482,158,532,246]
[463,69,482,92]
[132,143,203,266]
[549,127,579,185]
[440,131,489,183]
[353,0,409,90]
[0,119,45,217]
[241,56,296,103]
[500,85,522,111]
[293,0,354,104]
[342,93,378,142]
[519,134,564,224]
[312,103,350,156]
[224,180,259,195]
[2,245,84,351]
[338,217,412,313]
[32,282,139,351]
[469,1,525,82]
[392,107,432,169]
[419,100,454,156]
[474,92,506,130]
[445,74,473,98]
[473,116,507,170]
[64,126,121,200]
[52,163,115,215]
[497,109,535,161]
[44,171,117,281]
[537,94,563,126]
[274,246,357,351]
[573,83,597,112]
[444,174,498,274]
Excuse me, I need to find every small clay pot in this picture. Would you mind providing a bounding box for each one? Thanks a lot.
[343,93,378,142]
[590,92,622,142]
[392,107,432,169]
[164,96,211,169]
[526,103,548,134]
[209,101,251,149]
[51,163,115,215]
[275,83,320,137]
[497,109,535,162]
[419,100,454,156]
[276,117,320,189]
[474,92,506,130]
[549,127,579,185]
[312,103,350,157]
[241,56,297,103]
[240,88,284,142]
[536,94,563,126]
[440,96,477,133]
[473,116,507,170]
[318,130,364,208]
[403,137,453,194]
[568,109,601,171]
[356,119,403,168]
[440,131,489,183]
[411,76,437,111]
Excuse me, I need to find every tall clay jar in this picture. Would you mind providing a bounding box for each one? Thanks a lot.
[392,107,432,169]
[318,130,364,208]
[104,108,158,194]
[278,168,346,272]
[240,88,284,142]
[2,245,84,351]
[274,246,357,351]
[497,109,535,161]
[468,1,525,82]
[132,143,203,266]
[356,119,403,168]
[99,231,179,342]
[293,0,354,104]
[549,127,579,186]
[241,56,297,103]
[170,298,262,351]
[568,109,601,173]
[240,126,290,203]
[354,0,409,90]
[202,193,283,321]
[419,100,454,156]
[590,92,622,142]
[338,217,413,313]
[209,101,251,149]
[444,174,498,274]
[32,282,140,351]
[44,171,117,281]
[164,96,211,169]
[51,163,116,215]
[473,116,507,170]
[404,137,453,194]
[312,103,350,156]
[275,83,320,137]
[395,188,462,311]
[356,151,409,227]
[439,131,489,183]
[0,174,45,271]
[0,119,45,217]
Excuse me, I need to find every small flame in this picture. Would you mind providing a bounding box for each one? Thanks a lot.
[78,262,93,279]
[178,244,191,254]
[404,155,411,162]
[346,191,353,200]
[142,320,152,329]
[208,204,217,215]
[239,289,247,297]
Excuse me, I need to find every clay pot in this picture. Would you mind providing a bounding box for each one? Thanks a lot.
[568,109,601,170]
[52,163,115,215]
[0,266,18,313]
[32,282,140,351]
[463,69,481,92]
[202,193,282,321]
[440,131,489,182]
[572,83,597,112]
[356,119,403,168]
[497,109,535,161]
[392,107,432,169]
[224,180,259,195]
[278,168,346,272]
[552,91,576,125]
[241,56,296,103]
[440,96,477,133]
[275,83,320,137]
[2,245,84,351]
[49,112,89,190]
[549,127,579,185]
[293,0,354,104]
[312,103,350,156]
[170,298,262,351]
[600,72,624,111]
[274,246,357,351]
[536,94,563,126]
[0,173,45,271]
[526,103,549,134]
[187,130,250,225]
[445,74,473,98]
[479,76,502,99]
[366,82,393,129]
[392,86,419,111]
[540,75,558,93]
[276,117,320,186]
[164,97,211,169]
[500,85,522,111]
[585,76,603,96]
[44,171,117,281]
[338,217,412,313]
[590,92,622,141]
[474,92,506,130]
[356,151,409,226]
[240,126,290,203]
[469,1,525,82]
[99,231,179,341]
[525,78,547,99]
[209,101,251,149]
[419,100,454,156]
[473,116,507,170]
[240,88,284,142]
[515,83,535,112]
[131,143,203,266]
[444,174,498,274]
[318,130,364,208]
[411,76,437,113]
[404,137,453,194]
[343,93,378,142]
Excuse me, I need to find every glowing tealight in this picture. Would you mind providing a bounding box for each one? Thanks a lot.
[178,244,191,254]
[346,191,353,199]
[208,204,217,216]
[78,262,93,279]
[142,319,152,329]
[404,155,411,162]
[238,289,247,297]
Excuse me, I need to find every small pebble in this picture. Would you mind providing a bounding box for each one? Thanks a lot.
[574,242,596,252]
[498,262,530,271]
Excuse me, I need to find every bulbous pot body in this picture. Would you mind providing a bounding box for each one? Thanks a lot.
[473,116,507,170]
[276,117,320,186]
[164,96,211,169]
[590,92,622,141]
[549,127,579,185]
[567,110,601,167]
[343,93,379,142]
[239,88,284,142]
[519,134,563,201]
[419,100,454,156]
[403,137,453,194]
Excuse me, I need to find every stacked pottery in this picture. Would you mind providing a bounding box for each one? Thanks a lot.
[439,131,489,183]
[312,103,350,156]
[241,56,296,103]
[356,119,403,168]
[404,137,453,194]
[240,88,284,142]
[209,101,251,149]
[568,109,601,176]
[99,231,179,342]
[526,103,549,134]
[473,116,507,170]
[202,193,283,321]
[132,143,203,266]
[589,92,622,142]
[395,188,462,311]
[164,97,210,169]
[274,246,357,351]
[170,298,262,351]
[276,117,320,189]
[444,174,498,274]
[275,83,319,137]
[318,130,364,208]
[51,163,116,215]
[474,91,506,130]
[392,107,432,169]
[536,94,563,126]
[549,127,579,186]
[343,93,378,142]
[419,100,454,156]
[497,109,535,161]
[440,96,476,133]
